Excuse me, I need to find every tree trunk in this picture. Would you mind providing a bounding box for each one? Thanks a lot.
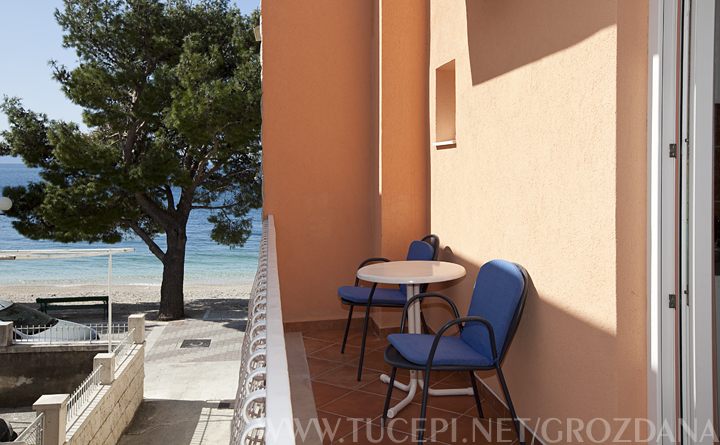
[158,227,187,320]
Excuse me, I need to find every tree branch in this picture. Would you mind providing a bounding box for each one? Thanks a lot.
[164,185,175,212]
[127,221,165,261]
[191,140,224,188]
[190,203,237,210]
[120,83,146,163]
[135,192,177,229]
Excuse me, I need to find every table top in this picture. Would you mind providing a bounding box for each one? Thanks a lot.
[357,260,466,285]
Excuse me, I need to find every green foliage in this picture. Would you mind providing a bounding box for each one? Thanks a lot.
[1,0,262,256]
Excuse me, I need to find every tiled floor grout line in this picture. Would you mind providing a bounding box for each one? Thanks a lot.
[303,331,521,444]
[314,387,360,412]
[332,421,418,445]
[308,361,346,381]
[307,353,491,408]
[312,372,492,419]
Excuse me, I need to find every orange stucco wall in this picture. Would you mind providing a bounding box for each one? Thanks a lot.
[262,0,429,324]
[615,0,649,427]
[426,0,648,437]
[261,0,375,322]
[262,0,649,439]
[371,0,430,328]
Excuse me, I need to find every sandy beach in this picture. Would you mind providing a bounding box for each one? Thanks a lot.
[1,282,253,305]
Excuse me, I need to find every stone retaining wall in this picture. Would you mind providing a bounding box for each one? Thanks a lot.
[65,344,144,445]
[0,344,107,407]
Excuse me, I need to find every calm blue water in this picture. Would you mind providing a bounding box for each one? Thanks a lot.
[0,164,260,285]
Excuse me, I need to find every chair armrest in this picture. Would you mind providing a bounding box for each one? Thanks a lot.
[358,257,391,269]
[354,257,391,285]
[399,292,461,333]
[425,316,499,370]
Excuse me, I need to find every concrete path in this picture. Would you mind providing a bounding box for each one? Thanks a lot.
[118,308,246,445]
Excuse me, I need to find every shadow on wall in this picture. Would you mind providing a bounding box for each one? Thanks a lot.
[422,247,644,441]
[465,0,617,85]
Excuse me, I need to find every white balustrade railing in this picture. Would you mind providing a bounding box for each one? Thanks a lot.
[66,365,103,428]
[13,323,128,344]
[230,215,294,445]
[113,328,136,370]
[15,412,44,445]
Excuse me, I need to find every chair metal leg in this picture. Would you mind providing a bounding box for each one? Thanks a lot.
[469,371,484,418]
[496,365,523,445]
[356,304,372,381]
[382,366,397,425]
[340,304,354,354]
[417,368,432,444]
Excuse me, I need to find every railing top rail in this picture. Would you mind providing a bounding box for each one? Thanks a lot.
[114,328,136,370]
[263,215,294,443]
[66,364,103,429]
[15,412,44,443]
[12,322,129,345]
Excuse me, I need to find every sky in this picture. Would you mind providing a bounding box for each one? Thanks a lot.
[0,0,260,164]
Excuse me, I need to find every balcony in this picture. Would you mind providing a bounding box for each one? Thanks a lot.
[231,217,521,445]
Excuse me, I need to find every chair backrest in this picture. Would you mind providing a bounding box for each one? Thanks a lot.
[421,234,440,260]
[460,260,529,362]
[417,235,440,293]
[406,240,435,261]
[399,240,435,295]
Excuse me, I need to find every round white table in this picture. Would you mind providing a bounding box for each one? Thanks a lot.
[357,260,467,418]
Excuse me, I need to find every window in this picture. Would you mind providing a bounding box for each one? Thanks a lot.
[434,60,456,148]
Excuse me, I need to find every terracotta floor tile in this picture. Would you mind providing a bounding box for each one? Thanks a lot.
[320,390,387,421]
[300,328,515,445]
[422,393,480,417]
[430,416,519,444]
[313,364,382,390]
[424,375,484,415]
[371,342,393,352]
[431,371,470,387]
[310,410,365,445]
[344,331,391,350]
[333,422,413,445]
[302,328,348,343]
[308,357,343,378]
[356,375,409,400]
[343,347,392,373]
[371,403,457,436]
[313,382,356,408]
[311,343,362,364]
[303,337,338,354]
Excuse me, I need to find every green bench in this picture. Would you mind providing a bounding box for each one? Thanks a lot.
[36,296,109,316]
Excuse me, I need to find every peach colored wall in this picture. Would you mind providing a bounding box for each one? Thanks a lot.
[261,0,375,322]
[426,0,647,439]
[371,0,430,328]
[262,0,649,437]
[615,0,648,428]
[262,0,429,325]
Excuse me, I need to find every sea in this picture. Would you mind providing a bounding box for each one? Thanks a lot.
[0,163,260,286]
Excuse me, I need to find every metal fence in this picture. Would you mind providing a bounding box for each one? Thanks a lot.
[14,413,44,445]
[66,365,103,428]
[113,328,136,370]
[13,322,128,344]
[230,215,294,445]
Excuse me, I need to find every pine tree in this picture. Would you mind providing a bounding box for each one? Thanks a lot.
[1,0,262,320]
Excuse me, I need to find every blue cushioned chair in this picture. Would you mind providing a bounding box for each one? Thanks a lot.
[382,259,529,445]
[338,234,439,381]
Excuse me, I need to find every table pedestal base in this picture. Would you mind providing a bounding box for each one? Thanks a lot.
[376,282,473,418]
[379,372,474,418]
